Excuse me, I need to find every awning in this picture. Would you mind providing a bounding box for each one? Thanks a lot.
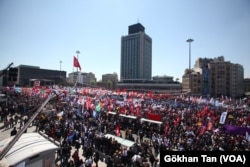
[104,134,135,148]
[140,118,162,125]
[119,114,137,119]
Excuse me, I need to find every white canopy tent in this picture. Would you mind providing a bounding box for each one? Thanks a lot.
[140,118,162,125]
[104,134,135,148]
[107,111,117,115]
[119,114,137,119]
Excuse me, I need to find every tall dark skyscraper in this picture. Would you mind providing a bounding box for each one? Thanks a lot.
[120,23,152,81]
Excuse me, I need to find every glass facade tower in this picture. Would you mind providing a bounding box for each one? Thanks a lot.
[120,23,152,81]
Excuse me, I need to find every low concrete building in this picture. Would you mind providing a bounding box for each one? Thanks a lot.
[117,76,181,94]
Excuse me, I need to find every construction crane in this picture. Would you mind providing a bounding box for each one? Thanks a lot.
[0,62,14,77]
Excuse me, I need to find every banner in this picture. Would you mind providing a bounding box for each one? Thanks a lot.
[146,112,162,121]
[246,132,250,142]
[224,125,250,135]
[219,111,227,124]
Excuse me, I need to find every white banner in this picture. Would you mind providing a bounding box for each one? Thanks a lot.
[219,111,227,124]
[246,132,250,142]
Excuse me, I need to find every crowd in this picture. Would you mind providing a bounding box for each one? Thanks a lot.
[0,86,250,167]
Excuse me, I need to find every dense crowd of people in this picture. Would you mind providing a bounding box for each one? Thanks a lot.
[0,86,250,166]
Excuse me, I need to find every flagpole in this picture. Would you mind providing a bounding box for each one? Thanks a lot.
[76,50,80,87]
[73,56,74,73]
[76,50,80,72]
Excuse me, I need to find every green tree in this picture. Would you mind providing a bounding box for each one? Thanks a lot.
[106,80,113,89]
[90,80,96,87]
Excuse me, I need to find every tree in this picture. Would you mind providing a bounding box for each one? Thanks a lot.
[90,80,96,87]
[184,68,193,74]
[106,80,113,90]
[175,78,180,83]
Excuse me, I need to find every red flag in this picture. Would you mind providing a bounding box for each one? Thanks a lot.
[116,125,120,137]
[73,56,81,71]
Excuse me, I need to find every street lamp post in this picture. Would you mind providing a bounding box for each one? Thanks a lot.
[59,60,62,71]
[186,38,194,102]
[59,60,62,83]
